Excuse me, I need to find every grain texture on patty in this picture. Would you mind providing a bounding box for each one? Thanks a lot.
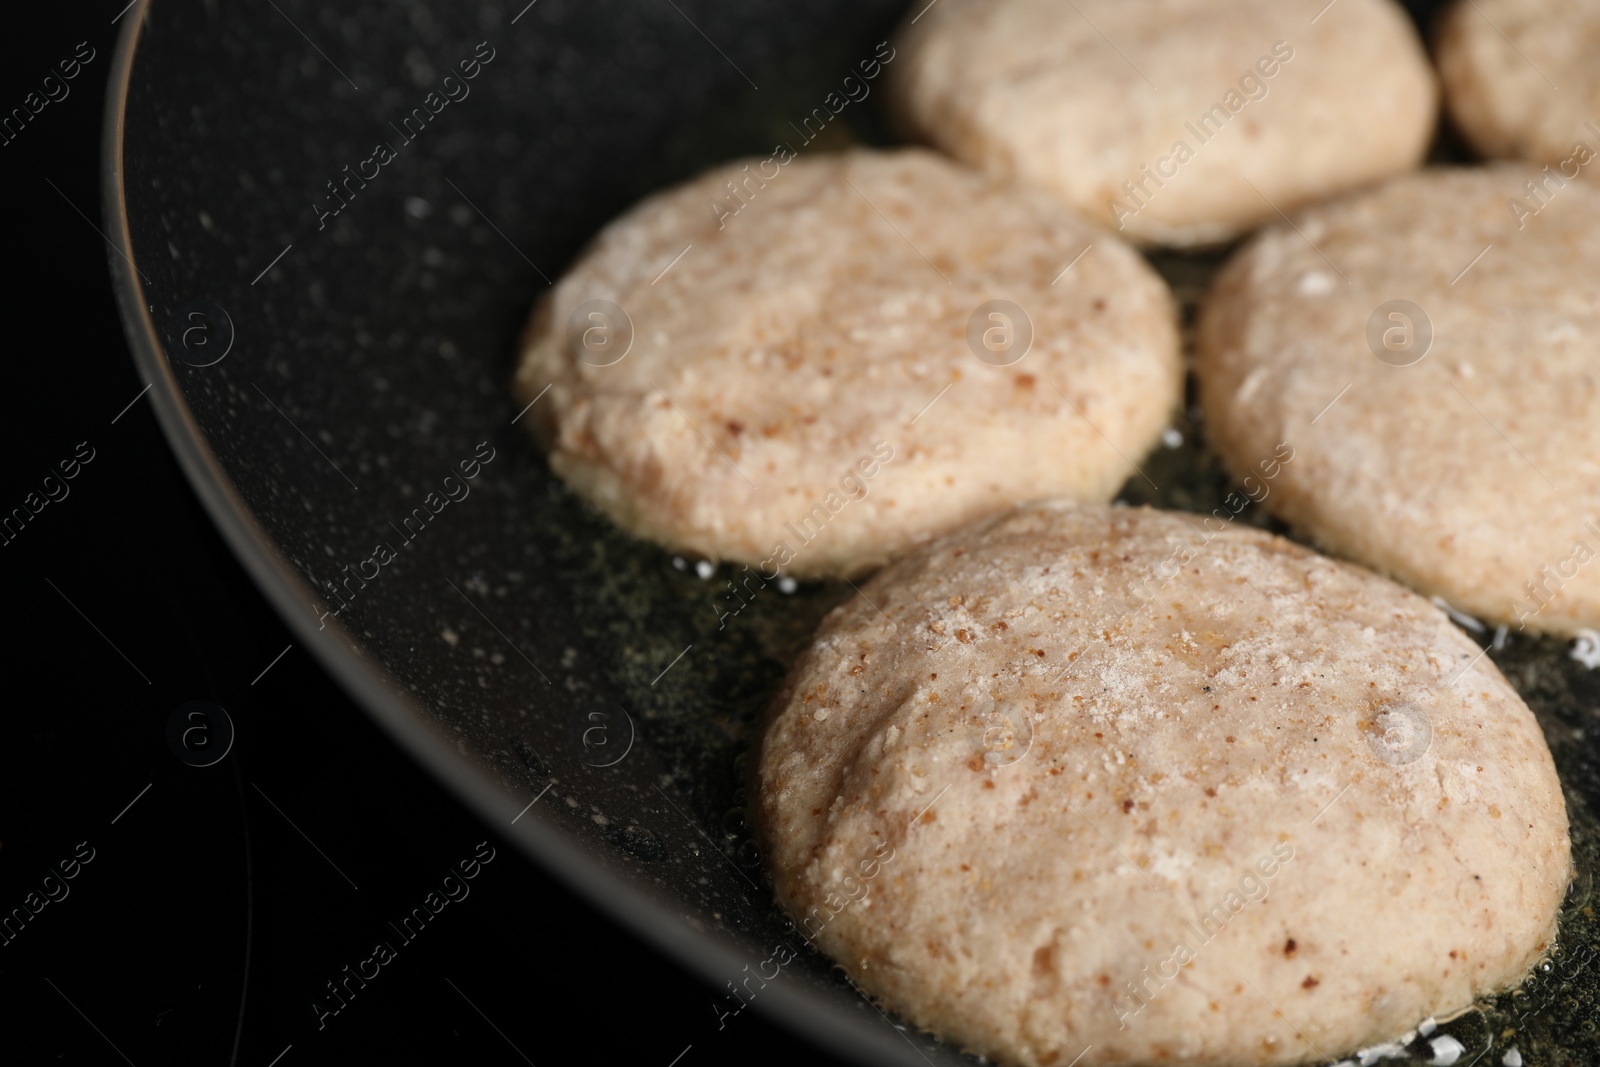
[755,502,1570,1067]
[888,0,1436,247]
[514,148,1180,578]
[1196,165,1600,636]
[1437,0,1600,171]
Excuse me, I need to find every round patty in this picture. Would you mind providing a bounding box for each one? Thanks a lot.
[514,148,1180,578]
[887,0,1437,247]
[1437,0,1600,169]
[754,501,1569,1067]
[1195,165,1600,636]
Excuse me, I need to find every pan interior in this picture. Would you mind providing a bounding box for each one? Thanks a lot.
[113,1,1600,1063]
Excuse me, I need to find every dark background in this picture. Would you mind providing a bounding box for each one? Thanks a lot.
[0,4,845,1065]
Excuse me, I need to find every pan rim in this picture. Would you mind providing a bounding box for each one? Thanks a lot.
[97,5,927,1064]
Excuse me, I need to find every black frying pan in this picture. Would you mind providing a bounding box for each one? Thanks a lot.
[104,2,1600,1064]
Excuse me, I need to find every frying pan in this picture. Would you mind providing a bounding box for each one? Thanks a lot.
[103,2,1600,1064]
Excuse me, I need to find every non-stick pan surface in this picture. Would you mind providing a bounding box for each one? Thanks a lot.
[106,2,1600,1064]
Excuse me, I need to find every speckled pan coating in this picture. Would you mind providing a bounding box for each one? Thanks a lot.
[755,502,1570,1067]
